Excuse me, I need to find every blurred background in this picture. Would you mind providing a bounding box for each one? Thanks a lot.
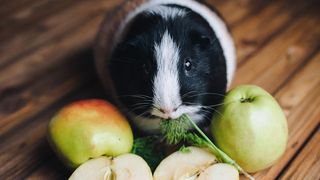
[0,0,319,179]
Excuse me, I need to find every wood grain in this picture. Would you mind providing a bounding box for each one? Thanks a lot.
[275,53,320,116]
[0,0,37,17]
[253,53,320,179]
[280,127,320,180]
[0,0,82,30]
[0,2,124,139]
[232,0,317,64]
[232,15,320,92]
[0,83,106,179]
[0,15,100,92]
[0,0,319,179]
[0,50,96,137]
[0,17,100,133]
[0,0,121,68]
[213,0,272,27]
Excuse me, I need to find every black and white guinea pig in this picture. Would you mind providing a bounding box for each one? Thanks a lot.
[103,0,236,133]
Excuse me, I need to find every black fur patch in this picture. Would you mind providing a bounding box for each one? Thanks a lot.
[109,4,227,125]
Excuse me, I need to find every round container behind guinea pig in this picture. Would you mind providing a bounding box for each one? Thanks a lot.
[95,0,236,133]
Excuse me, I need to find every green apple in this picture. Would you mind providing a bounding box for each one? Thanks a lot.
[48,99,133,168]
[211,85,288,173]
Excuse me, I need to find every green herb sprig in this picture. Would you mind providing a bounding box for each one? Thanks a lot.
[131,136,164,171]
[160,116,190,144]
[160,114,254,180]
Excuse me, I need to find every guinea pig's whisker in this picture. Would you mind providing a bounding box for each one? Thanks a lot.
[135,111,152,119]
[130,106,146,112]
[201,113,212,122]
[130,104,149,112]
[118,95,153,103]
[129,97,152,102]
[130,103,150,108]
[118,94,152,99]
[129,102,151,108]
[119,94,150,97]
[133,94,153,99]
[181,91,198,99]
[211,108,224,118]
[129,109,147,116]
[135,111,147,117]
[205,100,236,108]
[202,104,225,109]
[182,102,201,106]
[130,99,153,103]
[199,108,213,115]
[199,107,224,118]
[199,105,209,109]
[186,92,226,98]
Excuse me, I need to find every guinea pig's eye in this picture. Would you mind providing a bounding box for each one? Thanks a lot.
[184,58,192,71]
[142,63,151,74]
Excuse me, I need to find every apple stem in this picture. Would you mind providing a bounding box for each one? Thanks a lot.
[240,97,254,103]
[182,114,255,180]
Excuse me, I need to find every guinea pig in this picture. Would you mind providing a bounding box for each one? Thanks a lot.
[98,0,236,133]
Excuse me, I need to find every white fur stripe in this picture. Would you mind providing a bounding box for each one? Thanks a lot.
[146,5,187,20]
[115,0,236,88]
[153,31,182,112]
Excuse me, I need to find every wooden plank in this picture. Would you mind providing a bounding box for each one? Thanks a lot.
[232,0,317,63]
[213,0,272,26]
[0,0,36,17]
[0,0,79,22]
[0,0,120,68]
[26,156,68,180]
[0,0,286,69]
[210,0,251,25]
[0,83,106,179]
[0,15,101,93]
[0,50,96,137]
[0,0,85,35]
[0,0,318,179]
[232,15,320,93]
[275,53,320,117]
[279,128,320,180]
[0,1,122,138]
[0,13,111,138]
[252,53,320,179]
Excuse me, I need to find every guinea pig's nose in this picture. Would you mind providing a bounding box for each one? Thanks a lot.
[159,108,173,114]
[153,107,179,119]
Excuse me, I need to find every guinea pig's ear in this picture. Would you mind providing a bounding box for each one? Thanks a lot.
[190,30,211,49]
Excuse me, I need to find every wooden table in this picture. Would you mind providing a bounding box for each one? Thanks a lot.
[0,0,319,179]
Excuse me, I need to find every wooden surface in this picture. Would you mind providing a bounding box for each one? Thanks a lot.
[0,0,319,179]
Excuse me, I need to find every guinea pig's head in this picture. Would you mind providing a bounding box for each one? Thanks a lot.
[109,5,228,133]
